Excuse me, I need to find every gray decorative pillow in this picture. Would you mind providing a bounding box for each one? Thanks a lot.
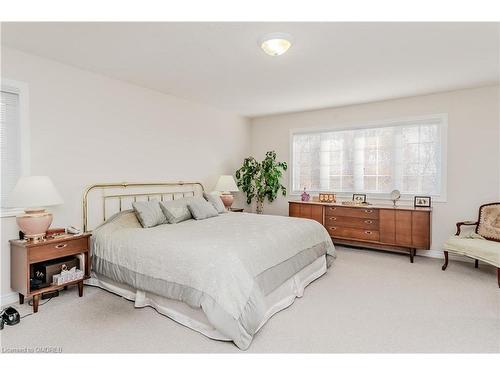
[160,197,194,224]
[132,201,167,228]
[203,192,226,214]
[188,197,219,220]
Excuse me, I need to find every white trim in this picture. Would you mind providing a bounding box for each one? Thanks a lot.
[0,208,24,218]
[0,292,19,307]
[289,113,448,202]
[1,78,30,214]
[419,249,480,265]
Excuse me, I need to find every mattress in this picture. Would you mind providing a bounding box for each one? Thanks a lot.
[91,210,335,349]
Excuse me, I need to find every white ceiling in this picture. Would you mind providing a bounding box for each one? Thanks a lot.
[2,22,499,117]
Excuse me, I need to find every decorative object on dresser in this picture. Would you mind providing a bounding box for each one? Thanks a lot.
[5,176,63,242]
[319,193,336,203]
[390,190,401,207]
[300,187,310,202]
[9,233,91,313]
[442,202,500,287]
[352,193,367,204]
[235,151,287,214]
[289,201,431,262]
[214,175,239,210]
[414,196,431,208]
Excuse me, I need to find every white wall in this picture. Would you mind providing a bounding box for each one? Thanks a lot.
[0,47,251,303]
[250,85,500,255]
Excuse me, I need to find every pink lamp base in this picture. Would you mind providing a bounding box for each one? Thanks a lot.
[220,194,234,210]
[16,209,53,241]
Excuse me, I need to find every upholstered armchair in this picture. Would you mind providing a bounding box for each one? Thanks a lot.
[442,203,500,287]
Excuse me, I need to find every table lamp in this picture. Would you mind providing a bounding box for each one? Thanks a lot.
[214,175,239,210]
[6,176,63,241]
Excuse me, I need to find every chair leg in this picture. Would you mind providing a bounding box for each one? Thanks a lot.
[475,259,479,268]
[497,268,500,288]
[442,251,449,270]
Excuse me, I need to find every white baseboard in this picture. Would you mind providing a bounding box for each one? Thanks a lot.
[0,291,18,307]
[419,249,476,264]
[420,249,443,259]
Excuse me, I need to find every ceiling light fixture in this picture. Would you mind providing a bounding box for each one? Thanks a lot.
[259,33,293,56]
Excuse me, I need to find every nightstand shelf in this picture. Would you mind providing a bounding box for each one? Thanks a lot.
[10,233,91,312]
[30,276,90,296]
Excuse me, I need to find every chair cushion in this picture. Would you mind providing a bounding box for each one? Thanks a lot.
[477,203,500,241]
[444,236,500,267]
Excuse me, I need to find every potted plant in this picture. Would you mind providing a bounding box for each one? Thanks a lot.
[235,151,287,214]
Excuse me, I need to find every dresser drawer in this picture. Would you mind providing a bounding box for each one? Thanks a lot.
[29,237,89,263]
[324,215,378,230]
[324,206,379,219]
[327,226,380,242]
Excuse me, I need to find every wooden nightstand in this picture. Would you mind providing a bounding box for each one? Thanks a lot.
[9,233,91,313]
[229,208,244,212]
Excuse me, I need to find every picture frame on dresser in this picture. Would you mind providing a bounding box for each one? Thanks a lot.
[414,196,431,208]
[352,194,367,203]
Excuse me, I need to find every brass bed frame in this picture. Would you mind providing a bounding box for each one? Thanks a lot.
[82,181,205,232]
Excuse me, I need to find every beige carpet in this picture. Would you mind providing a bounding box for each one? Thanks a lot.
[1,247,499,353]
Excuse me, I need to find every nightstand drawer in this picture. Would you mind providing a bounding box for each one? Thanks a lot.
[29,237,89,263]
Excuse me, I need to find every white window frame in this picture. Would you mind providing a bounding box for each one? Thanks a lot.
[289,114,448,202]
[1,78,30,217]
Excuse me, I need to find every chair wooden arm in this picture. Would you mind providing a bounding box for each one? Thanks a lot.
[455,221,479,236]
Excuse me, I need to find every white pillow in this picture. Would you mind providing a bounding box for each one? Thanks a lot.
[203,192,226,214]
[160,197,194,224]
[132,201,167,228]
[188,198,219,220]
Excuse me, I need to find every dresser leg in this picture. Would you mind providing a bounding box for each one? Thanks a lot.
[475,259,479,268]
[78,281,83,297]
[19,293,24,305]
[409,249,415,263]
[32,294,40,313]
[442,251,449,270]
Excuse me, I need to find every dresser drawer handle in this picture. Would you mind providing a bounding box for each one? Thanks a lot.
[329,217,337,221]
[329,207,336,211]
[55,243,68,249]
[364,220,373,224]
[329,227,337,230]
[364,231,372,235]
[364,209,373,213]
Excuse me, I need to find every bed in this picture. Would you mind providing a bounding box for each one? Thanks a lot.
[83,182,335,349]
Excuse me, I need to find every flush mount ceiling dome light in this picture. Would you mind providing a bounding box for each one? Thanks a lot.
[259,33,293,56]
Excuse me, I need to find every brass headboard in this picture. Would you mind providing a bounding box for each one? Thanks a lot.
[82,181,205,232]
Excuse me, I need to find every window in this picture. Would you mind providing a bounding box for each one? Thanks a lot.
[1,80,29,213]
[291,115,447,200]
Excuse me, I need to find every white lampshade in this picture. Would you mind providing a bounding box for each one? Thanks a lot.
[6,176,63,208]
[214,175,239,193]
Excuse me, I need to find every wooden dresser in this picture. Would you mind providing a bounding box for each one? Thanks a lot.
[289,201,431,262]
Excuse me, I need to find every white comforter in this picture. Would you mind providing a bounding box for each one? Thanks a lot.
[92,211,335,349]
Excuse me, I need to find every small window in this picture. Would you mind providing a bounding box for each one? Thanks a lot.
[1,80,29,212]
[291,115,447,200]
